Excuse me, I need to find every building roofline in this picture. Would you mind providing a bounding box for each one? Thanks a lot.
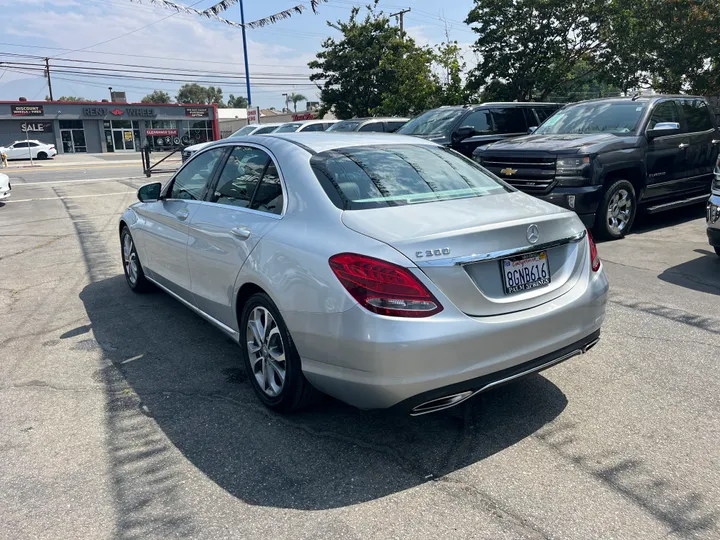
[0,100,208,107]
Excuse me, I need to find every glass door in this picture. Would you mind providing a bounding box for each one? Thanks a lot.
[61,130,74,153]
[123,130,135,151]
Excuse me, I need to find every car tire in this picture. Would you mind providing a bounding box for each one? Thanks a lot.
[120,227,153,293]
[37,152,48,160]
[594,179,637,240]
[240,292,321,412]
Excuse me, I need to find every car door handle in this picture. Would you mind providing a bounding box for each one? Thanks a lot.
[678,143,690,149]
[175,209,189,221]
[230,226,251,240]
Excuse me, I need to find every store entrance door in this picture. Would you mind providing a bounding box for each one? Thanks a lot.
[112,129,135,152]
[60,129,87,153]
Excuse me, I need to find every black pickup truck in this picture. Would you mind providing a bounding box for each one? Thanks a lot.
[473,96,720,238]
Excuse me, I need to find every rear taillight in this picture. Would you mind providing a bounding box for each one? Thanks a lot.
[587,230,601,272]
[329,253,443,317]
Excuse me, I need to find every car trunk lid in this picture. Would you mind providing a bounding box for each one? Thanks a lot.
[341,192,588,316]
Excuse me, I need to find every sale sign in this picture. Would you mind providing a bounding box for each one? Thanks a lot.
[146,129,178,136]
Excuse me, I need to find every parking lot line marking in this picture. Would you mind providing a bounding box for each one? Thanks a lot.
[17,174,171,187]
[6,191,136,203]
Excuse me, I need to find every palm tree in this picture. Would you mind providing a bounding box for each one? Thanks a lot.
[288,92,307,113]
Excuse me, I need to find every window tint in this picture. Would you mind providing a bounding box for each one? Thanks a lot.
[13,142,28,148]
[28,142,40,147]
[461,110,491,133]
[252,162,284,215]
[328,121,361,132]
[534,107,554,123]
[648,100,681,129]
[211,146,269,208]
[359,122,384,132]
[385,121,407,132]
[301,123,325,132]
[310,144,509,210]
[681,99,714,132]
[491,108,528,133]
[169,147,225,200]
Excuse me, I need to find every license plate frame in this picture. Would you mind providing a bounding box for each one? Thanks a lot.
[500,250,551,295]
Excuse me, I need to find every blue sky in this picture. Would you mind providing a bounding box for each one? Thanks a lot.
[0,0,477,109]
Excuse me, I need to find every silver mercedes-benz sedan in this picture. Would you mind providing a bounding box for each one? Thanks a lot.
[119,133,608,415]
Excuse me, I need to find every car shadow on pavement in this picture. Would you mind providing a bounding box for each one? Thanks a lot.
[658,249,720,295]
[79,275,569,512]
[630,203,706,235]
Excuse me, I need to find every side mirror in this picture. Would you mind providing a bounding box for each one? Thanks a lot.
[647,122,680,139]
[528,126,538,134]
[137,182,162,202]
[453,126,476,142]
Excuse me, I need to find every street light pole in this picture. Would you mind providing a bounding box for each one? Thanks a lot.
[239,0,252,106]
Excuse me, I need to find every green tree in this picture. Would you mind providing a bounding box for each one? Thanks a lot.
[465,0,608,101]
[141,90,172,104]
[287,92,307,112]
[49,96,89,102]
[434,41,471,106]
[176,83,225,105]
[309,2,441,118]
[227,94,249,108]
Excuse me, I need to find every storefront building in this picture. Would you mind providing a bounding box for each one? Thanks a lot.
[0,101,219,154]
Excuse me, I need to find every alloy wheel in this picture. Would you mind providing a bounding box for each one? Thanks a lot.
[122,233,138,286]
[246,306,286,397]
[606,189,633,235]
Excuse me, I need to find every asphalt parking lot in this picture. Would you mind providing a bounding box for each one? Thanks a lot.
[0,164,718,540]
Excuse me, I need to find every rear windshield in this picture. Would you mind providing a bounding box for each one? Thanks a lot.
[536,101,648,135]
[311,144,510,210]
[398,108,463,136]
[253,125,280,134]
[231,125,257,137]
[274,123,303,133]
[327,121,361,132]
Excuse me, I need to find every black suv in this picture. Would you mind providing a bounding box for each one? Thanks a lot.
[397,102,560,157]
[474,96,720,238]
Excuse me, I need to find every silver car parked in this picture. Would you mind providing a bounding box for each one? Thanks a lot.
[120,133,608,414]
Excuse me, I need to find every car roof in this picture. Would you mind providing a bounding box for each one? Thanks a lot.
[337,117,409,123]
[252,122,285,128]
[294,119,338,125]
[564,95,706,106]
[260,132,437,153]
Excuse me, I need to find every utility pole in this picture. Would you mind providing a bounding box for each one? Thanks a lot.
[390,8,411,35]
[239,0,252,107]
[44,58,53,101]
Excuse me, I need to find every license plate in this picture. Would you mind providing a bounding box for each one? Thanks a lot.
[500,251,551,294]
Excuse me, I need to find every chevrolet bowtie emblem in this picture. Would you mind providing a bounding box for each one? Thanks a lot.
[500,167,518,176]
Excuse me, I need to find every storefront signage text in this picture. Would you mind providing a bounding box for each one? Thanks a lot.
[12,105,44,117]
[83,107,157,117]
[247,107,260,124]
[146,128,178,136]
[185,107,209,118]
[292,113,315,121]
[21,122,53,133]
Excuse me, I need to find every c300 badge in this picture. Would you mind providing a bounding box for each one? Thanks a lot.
[416,248,450,258]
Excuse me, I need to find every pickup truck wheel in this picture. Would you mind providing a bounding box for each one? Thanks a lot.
[595,180,636,239]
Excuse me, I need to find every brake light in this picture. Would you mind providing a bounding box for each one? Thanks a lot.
[587,230,601,272]
[329,253,443,317]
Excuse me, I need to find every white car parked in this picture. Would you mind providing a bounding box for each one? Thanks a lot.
[0,173,11,201]
[0,140,57,160]
[182,123,286,162]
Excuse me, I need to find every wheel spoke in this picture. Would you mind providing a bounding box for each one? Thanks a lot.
[248,319,263,347]
[247,340,261,354]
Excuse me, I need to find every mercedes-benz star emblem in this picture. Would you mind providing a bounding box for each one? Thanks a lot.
[527,224,539,244]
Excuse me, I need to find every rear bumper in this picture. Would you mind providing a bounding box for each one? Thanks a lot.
[288,262,609,411]
[538,185,603,228]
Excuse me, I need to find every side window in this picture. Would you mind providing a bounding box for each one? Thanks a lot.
[681,99,714,132]
[302,123,324,132]
[461,110,491,133]
[251,162,284,215]
[28,142,40,147]
[211,146,269,208]
[359,122,384,132]
[490,108,528,133]
[385,121,406,132]
[534,107,553,123]
[169,147,225,200]
[648,101,681,130]
[13,142,28,148]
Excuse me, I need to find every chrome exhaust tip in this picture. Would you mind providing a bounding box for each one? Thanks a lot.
[583,337,600,353]
[410,390,475,416]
